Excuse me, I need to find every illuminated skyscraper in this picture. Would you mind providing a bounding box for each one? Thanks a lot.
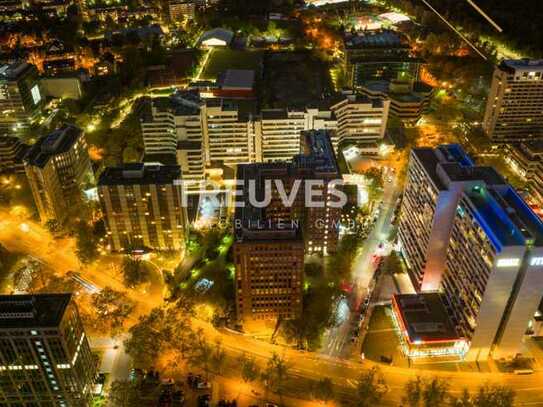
[24,125,94,224]
[483,59,543,142]
[0,294,96,406]
[398,144,543,361]
[233,130,341,322]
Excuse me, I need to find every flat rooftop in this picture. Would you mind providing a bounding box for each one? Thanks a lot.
[235,130,338,242]
[344,29,408,49]
[24,125,81,168]
[501,59,543,73]
[412,145,505,192]
[98,163,181,186]
[0,294,71,329]
[393,293,461,343]
[294,130,339,176]
[218,69,255,90]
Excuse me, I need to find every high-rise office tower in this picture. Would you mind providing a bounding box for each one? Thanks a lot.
[0,294,96,406]
[24,125,94,224]
[233,163,305,322]
[98,163,188,252]
[233,130,341,322]
[296,130,342,255]
[0,62,43,135]
[483,59,543,143]
[398,144,543,361]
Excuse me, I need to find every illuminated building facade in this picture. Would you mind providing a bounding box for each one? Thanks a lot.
[168,0,195,22]
[257,109,306,163]
[443,182,543,361]
[398,144,504,291]
[233,130,341,322]
[0,62,43,135]
[0,294,96,406]
[140,92,205,190]
[330,91,389,149]
[24,125,94,224]
[233,163,305,322]
[505,141,543,210]
[391,293,467,360]
[98,163,188,252]
[483,59,543,143]
[398,144,543,360]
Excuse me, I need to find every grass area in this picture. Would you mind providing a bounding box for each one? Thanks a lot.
[361,305,401,363]
[201,49,264,80]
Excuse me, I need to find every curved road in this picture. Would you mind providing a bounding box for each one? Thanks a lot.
[1,209,543,405]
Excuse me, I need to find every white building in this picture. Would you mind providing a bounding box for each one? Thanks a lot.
[483,59,543,143]
[398,144,543,361]
[330,91,389,149]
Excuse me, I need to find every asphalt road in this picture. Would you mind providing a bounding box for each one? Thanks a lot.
[321,170,401,359]
[3,208,543,406]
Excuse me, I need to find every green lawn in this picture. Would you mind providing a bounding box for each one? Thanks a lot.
[361,305,402,363]
[201,49,263,80]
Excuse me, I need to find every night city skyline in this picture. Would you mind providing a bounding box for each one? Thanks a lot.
[0,0,542,406]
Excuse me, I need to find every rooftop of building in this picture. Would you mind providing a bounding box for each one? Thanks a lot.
[199,27,234,45]
[217,69,255,90]
[0,61,35,81]
[393,293,462,343]
[361,80,433,102]
[98,163,181,186]
[235,130,338,242]
[24,124,82,168]
[141,90,202,121]
[500,59,543,73]
[412,145,505,192]
[294,130,339,176]
[344,29,409,49]
[0,293,72,329]
[332,90,386,108]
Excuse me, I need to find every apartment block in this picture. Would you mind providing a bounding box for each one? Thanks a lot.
[398,144,543,361]
[169,0,195,22]
[0,294,96,406]
[24,125,94,224]
[256,109,306,162]
[483,59,543,143]
[140,92,205,190]
[98,163,188,252]
[0,62,43,135]
[330,91,389,148]
[202,98,256,166]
